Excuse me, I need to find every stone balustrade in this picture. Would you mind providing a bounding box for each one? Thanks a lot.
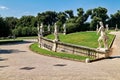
[39,37,109,59]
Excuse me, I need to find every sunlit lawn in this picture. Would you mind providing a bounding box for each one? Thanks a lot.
[46,31,114,48]
[30,43,94,61]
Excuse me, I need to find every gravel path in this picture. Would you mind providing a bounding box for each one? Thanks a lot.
[0,32,120,80]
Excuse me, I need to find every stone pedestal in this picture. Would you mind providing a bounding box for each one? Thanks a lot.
[38,36,42,47]
[52,40,58,52]
[96,48,110,58]
[97,48,108,52]
[63,32,66,35]
[63,24,66,35]
[85,58,90,63]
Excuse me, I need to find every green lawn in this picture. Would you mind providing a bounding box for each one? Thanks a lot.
[46,31,115,48]
[30,43,93,62]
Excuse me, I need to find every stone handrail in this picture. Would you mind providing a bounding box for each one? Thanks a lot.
[40,37,109,59]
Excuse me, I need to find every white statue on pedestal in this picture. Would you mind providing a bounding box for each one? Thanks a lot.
[106,24,109,31]
[115,24,118,31]
[37,23,40,35]
[54,23,59,41]
[52,23,59,52]
[63,23,66,35]
[40,23,43,37]
[96,24,99,31]
[48,24,50,32]
[37,23,41,47]
[97,21,109,50]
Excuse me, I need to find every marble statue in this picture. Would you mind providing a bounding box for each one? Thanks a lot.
[48,24,50,32]
[97,21,109,50]
[52,23,59,51]
[37,23,40,35]
[106,24,109,31]
[96,24,99,31]
[37,23,41,47]
[54,23,59,41]
[40,23,43,36]
[115,24,118,31]
[63,23,66,35]
[37,23,41,38]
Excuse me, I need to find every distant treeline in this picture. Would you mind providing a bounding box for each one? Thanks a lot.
[0,7,120,37]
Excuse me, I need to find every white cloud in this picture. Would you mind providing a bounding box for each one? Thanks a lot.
[0,6,8,10]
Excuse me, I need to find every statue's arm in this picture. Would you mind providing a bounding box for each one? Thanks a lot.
[97,27,101,35]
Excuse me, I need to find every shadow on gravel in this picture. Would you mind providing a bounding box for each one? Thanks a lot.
[0,40,34,45]
[0,49,26,54]
[20,67,35,70]
[0,58,8,61]
[90,56,120,63]
[107,56,120,59]
[0,65,9,68]
[54,64,67,67]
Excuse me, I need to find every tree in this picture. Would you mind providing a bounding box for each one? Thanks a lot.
[108,10,120,28]
[76,8,92,31]
[90,7,109,30]
[5,17,18,29]
[37,11,58,25]
[56,12,67,31]
[17,16,36,27]
[65,10,74,18]
[0,17,10,37]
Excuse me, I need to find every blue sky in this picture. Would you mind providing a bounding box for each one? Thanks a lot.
[0,0,120,18]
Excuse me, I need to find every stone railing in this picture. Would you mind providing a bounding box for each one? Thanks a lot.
[40,37,109,59]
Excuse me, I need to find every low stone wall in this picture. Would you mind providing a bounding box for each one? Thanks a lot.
[40,37,109,59]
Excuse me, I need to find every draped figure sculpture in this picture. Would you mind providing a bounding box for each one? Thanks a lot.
[37,23,43,47]
[54,23,59,41]
[63,23,66,35]
[40,23,43,37]
[97,21,109,50]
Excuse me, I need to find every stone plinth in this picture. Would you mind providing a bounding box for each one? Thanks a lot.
[96,48,110,58]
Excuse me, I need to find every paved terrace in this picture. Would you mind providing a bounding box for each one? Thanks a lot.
[0,31,120,80]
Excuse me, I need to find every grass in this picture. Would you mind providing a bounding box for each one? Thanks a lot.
[30,43,94,62]
[46,31,115,48]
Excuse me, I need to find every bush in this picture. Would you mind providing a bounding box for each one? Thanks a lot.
[66,23,79,33]
[12,26,37,37]
[82,22,90,31]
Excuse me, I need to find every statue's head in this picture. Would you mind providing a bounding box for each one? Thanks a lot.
[99,21,103,27]
[41,23,43,26]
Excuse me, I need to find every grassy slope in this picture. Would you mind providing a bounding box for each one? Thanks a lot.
[30,43,93,61]
[46,31,114,48]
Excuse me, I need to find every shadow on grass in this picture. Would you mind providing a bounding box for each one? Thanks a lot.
[0,49,26,54]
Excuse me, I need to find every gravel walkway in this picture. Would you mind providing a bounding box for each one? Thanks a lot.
[0,32,120,80]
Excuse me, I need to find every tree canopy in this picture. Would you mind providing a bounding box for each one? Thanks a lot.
[0,7,120,37]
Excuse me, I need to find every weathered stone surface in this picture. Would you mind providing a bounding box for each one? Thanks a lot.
[0,32,120,80]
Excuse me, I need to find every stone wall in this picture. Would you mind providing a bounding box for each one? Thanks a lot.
[40,37,109,59]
